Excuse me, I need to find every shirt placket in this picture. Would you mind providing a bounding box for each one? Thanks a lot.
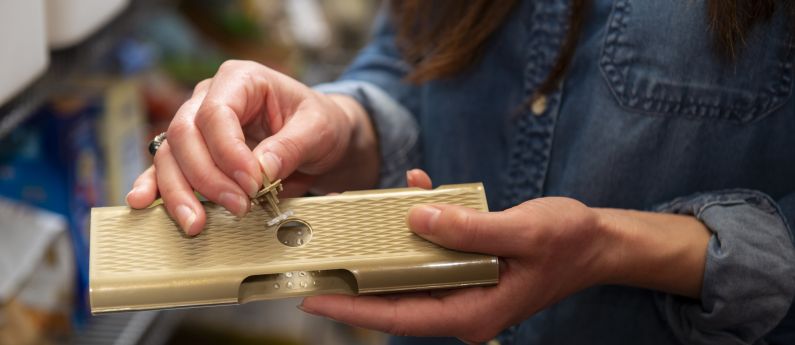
[501,0,569,209]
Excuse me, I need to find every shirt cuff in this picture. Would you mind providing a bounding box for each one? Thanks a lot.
[653,190,795,344]
[314,80,420,188]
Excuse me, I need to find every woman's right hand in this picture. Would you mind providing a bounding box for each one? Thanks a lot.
[125,60,378,236]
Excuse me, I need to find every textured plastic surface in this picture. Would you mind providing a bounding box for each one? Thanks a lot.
[90,183,498,313]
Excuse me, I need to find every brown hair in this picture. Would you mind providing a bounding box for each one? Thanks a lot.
[391,0,794,94]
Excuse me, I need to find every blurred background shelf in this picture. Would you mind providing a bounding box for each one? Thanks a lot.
[0,1,383,344]
[69,311,168,345]
[0,0,375,140]
[0,0,157,141]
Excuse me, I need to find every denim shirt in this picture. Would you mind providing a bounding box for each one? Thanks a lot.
[314,0,795,344]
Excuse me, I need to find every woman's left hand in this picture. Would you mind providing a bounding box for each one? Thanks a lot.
[300,169,710,343]
[299,169,621,343]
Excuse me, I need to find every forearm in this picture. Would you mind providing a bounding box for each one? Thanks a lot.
[310,94,380,193]
[596,208,711,299]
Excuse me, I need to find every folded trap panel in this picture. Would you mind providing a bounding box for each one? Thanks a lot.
[89,183,498,313]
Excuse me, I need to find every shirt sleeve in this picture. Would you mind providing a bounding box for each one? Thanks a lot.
[313,9,420,189]
[653,189,795,345]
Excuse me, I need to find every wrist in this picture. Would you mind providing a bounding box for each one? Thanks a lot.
[577,207,627,288]
[592,208,636,287]
[593,208,710,298]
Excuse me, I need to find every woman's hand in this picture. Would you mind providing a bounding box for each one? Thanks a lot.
[300,169,711,344]
[125,60,378,235]
[301,169,610,343]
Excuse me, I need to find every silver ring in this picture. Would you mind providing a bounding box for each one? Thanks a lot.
[148,132,167,156]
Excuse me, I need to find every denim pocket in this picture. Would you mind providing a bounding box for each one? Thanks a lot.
[600,0,793,123]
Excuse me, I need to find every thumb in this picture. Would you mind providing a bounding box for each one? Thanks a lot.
[253,110,348,183]
[407,204,518,256]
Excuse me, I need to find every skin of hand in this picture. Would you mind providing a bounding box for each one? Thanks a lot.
[125,60,379,235]
[300,169,711,344]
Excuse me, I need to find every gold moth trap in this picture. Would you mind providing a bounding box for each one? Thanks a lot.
[89,183,498,314]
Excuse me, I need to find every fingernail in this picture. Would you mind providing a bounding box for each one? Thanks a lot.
[258,151,282,182]
[406,170,413,185]
[408,205,441,235]
[175,205,197,234]
[297,302,318,315]
[234,170,259,197]
[220,192,249,217]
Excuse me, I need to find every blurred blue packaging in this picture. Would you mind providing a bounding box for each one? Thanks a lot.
[0,98,106,323]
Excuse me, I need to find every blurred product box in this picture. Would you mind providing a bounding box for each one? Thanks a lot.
[98,79,148,206]
[0,96,107,322]
[0,0,48,105]
[46,0,129,49]
[0,76,149,321]
[0,198,74,345]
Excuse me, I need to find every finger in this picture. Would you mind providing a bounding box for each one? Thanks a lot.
[192,78,212,96]
[167,96,251,217]
[300,287,499,341]
[127,166,158,208]
[153,143,206,236]
[406,169,432,189]
[407,204,522,256]
[194,72,263,197]
[252,107,343,181]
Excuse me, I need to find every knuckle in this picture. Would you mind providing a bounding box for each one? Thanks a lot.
[218,59,244,72]
[193,78,212,94]
[166,119,191,140]
[179,97,203,114]
[448,209,478,247]
[219,59,260,74]
[446,208,467,229]
[189,170,215,191]
[317,116,344,149]
[271,136,304,163]
[195,101,240,131]
[195,100,227,121]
